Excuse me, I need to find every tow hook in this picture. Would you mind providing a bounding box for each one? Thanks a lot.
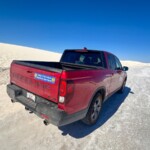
[25,107,33,113]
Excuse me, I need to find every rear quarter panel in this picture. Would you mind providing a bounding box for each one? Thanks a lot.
[63,69,111,114]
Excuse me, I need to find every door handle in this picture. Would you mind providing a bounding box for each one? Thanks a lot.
[106,74,112,77]
[27,70,32,73]
[117,70,122,74]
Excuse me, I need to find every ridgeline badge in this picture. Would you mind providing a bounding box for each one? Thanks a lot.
[34,73,56,84]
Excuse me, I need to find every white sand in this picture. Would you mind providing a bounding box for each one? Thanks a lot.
[0,43,150,150]
[121,60,150,67]
[0,43,61,68]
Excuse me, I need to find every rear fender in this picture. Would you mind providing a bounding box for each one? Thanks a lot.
[85,87,106,113]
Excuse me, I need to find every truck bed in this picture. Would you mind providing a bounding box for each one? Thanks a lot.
[13,60,99,73]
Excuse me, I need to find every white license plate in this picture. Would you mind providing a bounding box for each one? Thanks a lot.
[27,92,35,101]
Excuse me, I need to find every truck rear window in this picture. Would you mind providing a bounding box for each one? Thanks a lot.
[61,50,106,68]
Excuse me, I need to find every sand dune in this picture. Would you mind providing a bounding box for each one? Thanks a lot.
[0,43,61,68]
[0,43,150,150]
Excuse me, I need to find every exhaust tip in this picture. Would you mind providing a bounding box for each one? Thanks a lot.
[43,120,49,126]
[11,99,15,103]
[25,107,29,111]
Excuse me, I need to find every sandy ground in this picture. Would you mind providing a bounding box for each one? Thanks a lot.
[0,43,150,150]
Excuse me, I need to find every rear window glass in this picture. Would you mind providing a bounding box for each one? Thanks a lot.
[61,51,106,68]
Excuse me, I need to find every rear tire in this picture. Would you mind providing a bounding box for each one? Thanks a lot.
[82,93,102,125]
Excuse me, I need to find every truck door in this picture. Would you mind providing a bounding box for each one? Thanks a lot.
[107,54,122,93]
[114,56,125,89]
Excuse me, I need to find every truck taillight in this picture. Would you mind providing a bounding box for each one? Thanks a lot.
[59,80,67,97]
[58,80,74,110]
[58,103,65,110]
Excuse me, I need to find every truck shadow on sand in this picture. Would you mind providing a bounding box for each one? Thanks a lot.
[58,87,132,138]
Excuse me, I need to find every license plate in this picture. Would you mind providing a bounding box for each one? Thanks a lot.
[27,92,35,101]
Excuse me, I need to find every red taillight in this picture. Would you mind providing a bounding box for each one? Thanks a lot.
[58,80,74,110]
[58,103,65,110]
[59,80,67,97]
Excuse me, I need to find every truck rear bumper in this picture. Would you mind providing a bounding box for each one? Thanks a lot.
[7,84,87,126]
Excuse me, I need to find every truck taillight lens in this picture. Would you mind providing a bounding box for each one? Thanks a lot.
[59,80,67,97]
[58,80,74,110]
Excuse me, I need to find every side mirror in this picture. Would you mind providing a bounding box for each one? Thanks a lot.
[122,66,129,71]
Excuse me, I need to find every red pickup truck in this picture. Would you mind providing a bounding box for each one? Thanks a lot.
[7,48,128,126]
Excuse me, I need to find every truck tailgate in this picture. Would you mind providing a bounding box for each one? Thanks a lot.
[10,63,61,103]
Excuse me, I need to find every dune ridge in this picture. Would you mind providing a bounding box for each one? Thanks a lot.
[0,43,61,68]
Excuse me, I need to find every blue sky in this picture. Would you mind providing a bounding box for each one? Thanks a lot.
[0,0,150,62]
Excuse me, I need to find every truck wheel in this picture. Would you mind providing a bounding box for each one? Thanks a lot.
[82,93,102,125]
[118,80,126,93]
